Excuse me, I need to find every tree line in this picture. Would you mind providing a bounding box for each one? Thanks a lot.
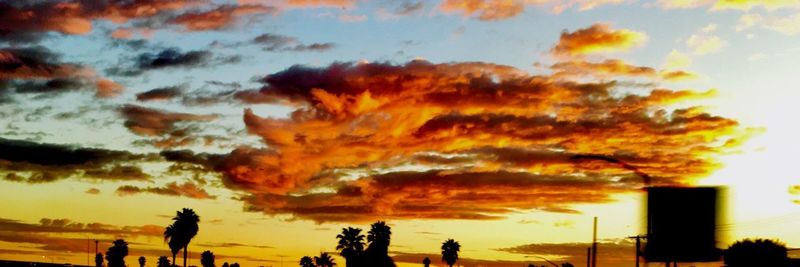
[90,208,791,267]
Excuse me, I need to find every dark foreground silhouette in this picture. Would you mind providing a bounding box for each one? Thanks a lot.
[15,207,800,267]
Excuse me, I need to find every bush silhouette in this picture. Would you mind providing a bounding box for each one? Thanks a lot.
[724,239,787,267]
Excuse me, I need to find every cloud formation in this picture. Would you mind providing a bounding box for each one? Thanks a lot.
[119,105,217,148]
[549,59,696,81]
[0,46,123,98]
[438,0,628,20]
[0,217,162,238]
[171,4,276,31]
[0,1,286,45]
[136,85,185,101]
[552,24,647,56]
[107,48,240,77]
[116,181,216,199]
[213,33,336,53]
[0,138,150,183]
[0,0,197,42]
[198,58,745,222]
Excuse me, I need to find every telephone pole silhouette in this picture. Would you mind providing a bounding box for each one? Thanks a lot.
[627,235,647,267]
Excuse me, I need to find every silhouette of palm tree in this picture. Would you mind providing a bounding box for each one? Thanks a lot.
[440,239,460,267]
[139,256,146,267]
[201,251,215,267]
[105,239,129,267]
[314,252,336,267]
[724,239,787,267]
[367,221,392,250]
[95,253,103,267]
[336,227,365,267]
[175,208,200,267]
[299,256,315,267]
[422,257,431,267]
[364,221,395,267]
[164,225,181,267]
[157,256,171,267]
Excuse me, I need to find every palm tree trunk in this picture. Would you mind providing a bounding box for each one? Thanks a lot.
[183,244,188,267]
[172,253,176,267]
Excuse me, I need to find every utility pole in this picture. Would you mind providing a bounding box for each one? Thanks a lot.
[95,239,99,254]
[592,217,597,267]
[586,247,591,267]
[627,235,646,267]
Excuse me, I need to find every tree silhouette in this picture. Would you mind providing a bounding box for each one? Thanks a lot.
[299,256,315,267]
[95,253,104,267]
[221,262,229,267]
[157,256,171,267]
[164,208,200,267]
[724,239,787,267]
[139,256,146,267]
[367,221,392,251]
[230,263,240,267]
[562,263,575,267]
[176,208,200,267]
[441,239,460,267]
[422,257,431,267]
[201,250,215,267]
[164,225,181,267]
[336,227,365,267]
[314,252,336,267]
[105,239,129,267]
[364,221,395,267]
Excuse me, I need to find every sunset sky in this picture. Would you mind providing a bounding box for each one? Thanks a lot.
[2,0,800,266]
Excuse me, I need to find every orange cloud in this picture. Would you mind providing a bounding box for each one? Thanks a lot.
[550,59,697,81]
[116,181,216,199]
[171,4,276,31]
[206,58,744,222]
[439,0,526,21]
[551,23,647,56]
[0,1,199,38]
[284,0,358,8]
[438,0,628,20]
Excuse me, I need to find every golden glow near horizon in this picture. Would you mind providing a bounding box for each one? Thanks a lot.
[2,1,800,267]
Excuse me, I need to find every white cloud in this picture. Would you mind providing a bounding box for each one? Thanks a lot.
[686,33,726,55]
